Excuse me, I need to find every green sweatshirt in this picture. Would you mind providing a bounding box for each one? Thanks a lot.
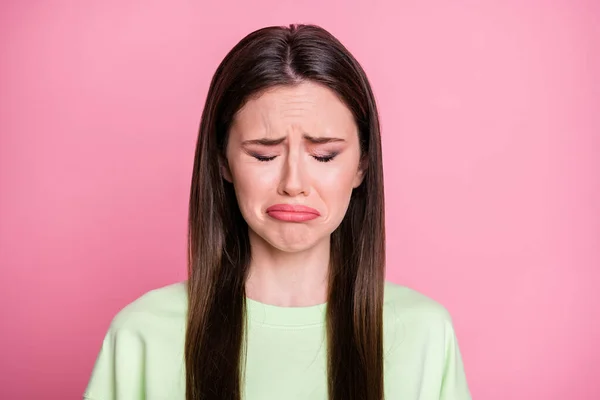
[84,281,471,399]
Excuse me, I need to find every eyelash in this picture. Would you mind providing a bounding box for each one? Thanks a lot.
[253,154,337,163]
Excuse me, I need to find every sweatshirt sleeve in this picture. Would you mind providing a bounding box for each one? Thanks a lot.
[83,327,115,400]
[83,320,146,400]
[439,318,472,400]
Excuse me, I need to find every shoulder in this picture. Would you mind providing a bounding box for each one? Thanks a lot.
[85,282,188,399]
[108,281,188,334]
[384,280,451,318]
[382,280,459,358]
[383,280,454,333]
[382,281,472,398]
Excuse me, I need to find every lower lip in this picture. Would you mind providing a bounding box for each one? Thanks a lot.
[267,211,320,222]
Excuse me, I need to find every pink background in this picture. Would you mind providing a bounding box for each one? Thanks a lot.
[1,1,598,399]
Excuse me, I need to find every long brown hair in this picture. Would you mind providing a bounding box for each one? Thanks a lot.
[186,24,386,400]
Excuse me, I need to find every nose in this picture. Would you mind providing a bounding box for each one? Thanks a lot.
[277,151,310,197]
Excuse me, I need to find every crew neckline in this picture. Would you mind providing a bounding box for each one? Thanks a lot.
[245,297,327,327]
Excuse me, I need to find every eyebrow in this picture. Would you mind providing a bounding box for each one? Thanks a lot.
[241,134,346,146]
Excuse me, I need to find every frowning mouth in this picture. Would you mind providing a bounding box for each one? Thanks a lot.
[265,204,320,222]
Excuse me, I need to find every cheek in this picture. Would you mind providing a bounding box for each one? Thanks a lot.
[317,163,358,190]
[315,164,358,210]
[230,164,277,209]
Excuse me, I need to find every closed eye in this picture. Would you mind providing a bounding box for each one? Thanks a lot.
[313,154,337,163]
[254,154,277,162]
[251,153,338,162]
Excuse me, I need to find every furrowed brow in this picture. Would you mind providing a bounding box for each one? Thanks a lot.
[241,136,286,146]
[303,134,346,144]
[241,134,346,146]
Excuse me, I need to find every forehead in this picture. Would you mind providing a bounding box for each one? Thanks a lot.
[230,81,357,139]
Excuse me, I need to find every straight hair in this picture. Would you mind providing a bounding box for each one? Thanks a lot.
[186,23,386,400]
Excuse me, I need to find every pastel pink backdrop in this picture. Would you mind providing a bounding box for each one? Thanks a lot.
[0,1,598,399]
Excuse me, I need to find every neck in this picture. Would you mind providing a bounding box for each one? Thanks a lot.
[245,229,329,307]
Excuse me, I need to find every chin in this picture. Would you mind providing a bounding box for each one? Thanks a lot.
[250,225,328,254]
[267,239,319,253]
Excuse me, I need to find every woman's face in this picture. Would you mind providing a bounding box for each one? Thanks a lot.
[223,81,365,253]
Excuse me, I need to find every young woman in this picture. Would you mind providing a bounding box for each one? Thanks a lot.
[84,24,471,400]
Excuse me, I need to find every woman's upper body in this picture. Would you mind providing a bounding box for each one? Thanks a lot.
[84,280,471,400]
[85,23,472,400]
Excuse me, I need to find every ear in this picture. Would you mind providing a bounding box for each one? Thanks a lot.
[219,154,233,183]
[352,156,368,188]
